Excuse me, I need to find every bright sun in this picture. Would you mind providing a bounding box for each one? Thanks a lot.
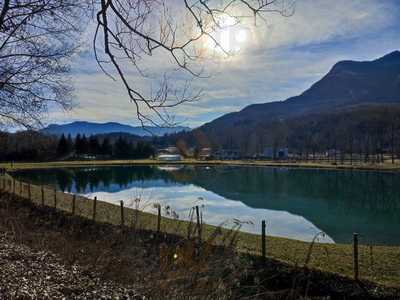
[205,15,249,55]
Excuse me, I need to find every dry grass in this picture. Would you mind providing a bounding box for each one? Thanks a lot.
[1,174,400,289]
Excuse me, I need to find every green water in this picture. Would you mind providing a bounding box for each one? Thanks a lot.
[12,165,400,245]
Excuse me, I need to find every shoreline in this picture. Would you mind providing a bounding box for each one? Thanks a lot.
[2,158,400,172]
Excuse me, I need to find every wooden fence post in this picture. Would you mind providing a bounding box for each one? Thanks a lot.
[93,196,97,221]
[54,189,57,208]
[120,200,124,227]
[195,205,201,244]
[262,220,266,264]
[157,205,161,233]
[41,187,44,206]
[353,233,359,281]
[72,195,76,215]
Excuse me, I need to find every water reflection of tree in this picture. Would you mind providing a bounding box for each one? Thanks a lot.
[14,166,182,193]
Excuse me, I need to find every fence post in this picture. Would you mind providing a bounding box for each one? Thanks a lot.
[28,183,31,201]
[262,220,266,264]
[157,205,161,233]
[120,200,124,227]
[54,189,57,208]
[41,187,44,206]
[93,196,97,221]
[353,233,359,281]
[195,205,201,244]
[72,195,76,215]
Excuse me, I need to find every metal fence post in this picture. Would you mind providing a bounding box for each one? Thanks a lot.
[262,220,266,264]
[353,233,359,281]
[28,183,31,201]
[72,195,76,215]
[120,200,125,227]
[157,205,161,233]
[41,187,44,206]
[93,196,97,221]
[195,205,201,244]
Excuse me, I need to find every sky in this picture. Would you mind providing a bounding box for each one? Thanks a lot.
[47,0,400,129]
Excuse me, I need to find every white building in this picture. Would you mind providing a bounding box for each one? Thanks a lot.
[157,154,182,161]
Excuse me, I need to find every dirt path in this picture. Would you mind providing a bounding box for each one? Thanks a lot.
[0,234,142,299]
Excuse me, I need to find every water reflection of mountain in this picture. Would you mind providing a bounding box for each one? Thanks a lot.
[173,166,400,245]
[13,165,400,245]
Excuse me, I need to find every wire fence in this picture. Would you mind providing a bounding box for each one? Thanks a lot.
[0,174,399,288]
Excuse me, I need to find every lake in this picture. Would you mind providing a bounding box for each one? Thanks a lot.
[12,165,400,245]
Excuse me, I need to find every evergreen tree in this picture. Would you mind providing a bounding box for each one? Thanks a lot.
[114,137,132,158]
[100,138,112,156]
[75,134,82,155]
[81,135,89,155]
[89,135,100,155]
[57,134,68,157]
[66,134,73,154]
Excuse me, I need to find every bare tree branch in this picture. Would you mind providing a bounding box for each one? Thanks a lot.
[0,0,90,129]
[94,0,295,127]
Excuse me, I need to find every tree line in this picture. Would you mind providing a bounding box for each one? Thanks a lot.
[0,132,155,162]
[171,105,400,164]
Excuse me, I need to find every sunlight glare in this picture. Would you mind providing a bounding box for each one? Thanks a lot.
[205,14,249,56]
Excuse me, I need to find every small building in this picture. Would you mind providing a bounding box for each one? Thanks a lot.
[262,147,289,159]
[157,146,179,155]
[157,154,182,161]
[198,148,212,160]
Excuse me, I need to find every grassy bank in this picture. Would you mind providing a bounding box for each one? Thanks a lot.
[1,174,400,288]
[3,191,399,299]
[2,158,400,172]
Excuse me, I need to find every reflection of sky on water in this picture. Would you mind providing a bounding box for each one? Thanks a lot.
[83,184,334,243]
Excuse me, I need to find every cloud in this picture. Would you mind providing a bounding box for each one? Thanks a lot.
[48,0,400,128]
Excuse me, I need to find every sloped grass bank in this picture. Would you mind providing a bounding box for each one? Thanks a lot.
[1,174,400,289]
[0,189,399,299]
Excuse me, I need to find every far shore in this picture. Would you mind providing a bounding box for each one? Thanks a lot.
[2,158,400,172]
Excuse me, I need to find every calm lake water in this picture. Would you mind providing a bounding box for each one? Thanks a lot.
[12,165,400,245]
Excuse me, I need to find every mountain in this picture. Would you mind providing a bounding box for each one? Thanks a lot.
[41,121,190,137]
[193,51,400,142]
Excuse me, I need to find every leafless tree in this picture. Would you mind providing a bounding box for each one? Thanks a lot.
[0,0,89,129]
[94,0,295,126]
[1,0,294,129]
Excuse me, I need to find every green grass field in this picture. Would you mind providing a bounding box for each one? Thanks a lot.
[1,173,399,288]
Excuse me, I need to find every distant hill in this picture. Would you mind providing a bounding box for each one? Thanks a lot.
[41,121,190,137]
[196,50,400,140]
